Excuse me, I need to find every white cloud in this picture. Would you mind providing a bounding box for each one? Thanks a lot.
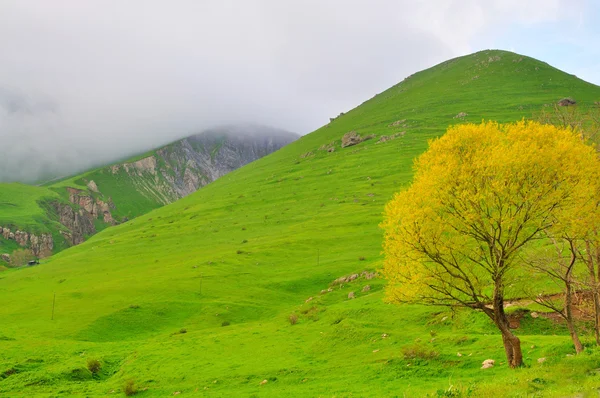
[0,0,593,182]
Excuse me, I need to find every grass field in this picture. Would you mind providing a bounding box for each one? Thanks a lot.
[2,50,600,396]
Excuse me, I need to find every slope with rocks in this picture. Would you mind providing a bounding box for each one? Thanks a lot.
[1,50,600,396]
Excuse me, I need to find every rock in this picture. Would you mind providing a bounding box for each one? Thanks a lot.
[1,254,9,263]
[260,379,268,385]
[305,297,313,303]
[388,119,406,127]
[341,131,363,148]
[457,352,462,357]
[537,357,546,363]
[300,151,314,159]
[349,274,359,281]
[327,147,335,153]
[87,180,100,193]
[348,292,355,299]
[454,112,468,119]
[8,232,14,240]
[558,98,576,106]
[362,285,371,292]
[481,359,495,369]
[372,349,380,353]
[381,333,388,338]
[362,271,377,280]
[2,227,10,239]
[14,230,29,247]
[530,312,539,318]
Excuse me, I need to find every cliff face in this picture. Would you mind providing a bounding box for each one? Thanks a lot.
[0,226,54,257]
[106,125,298,205]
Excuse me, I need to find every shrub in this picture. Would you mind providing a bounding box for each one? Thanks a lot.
[9,249,34,267]
[221,321,230,327]
[123,379,137,396]
[358,256,366,261]
[288,313,298,325]
[179,328,187,334]
[401,344,439,360]
[236,249,244,254]
[86,358,101,374]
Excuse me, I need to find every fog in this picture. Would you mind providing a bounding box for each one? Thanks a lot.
[0,0,592,183]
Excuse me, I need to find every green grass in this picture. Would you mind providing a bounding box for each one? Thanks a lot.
[1,50,600,396]
[0,183,60,233]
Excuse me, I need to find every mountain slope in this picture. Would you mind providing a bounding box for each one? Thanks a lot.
[1,50,600,396]
[0,125,296,264]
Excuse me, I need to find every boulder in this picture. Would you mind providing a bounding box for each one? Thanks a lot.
[1,254,9,263]
[558,98,576,106]
[348,292,355,299]
[87,180,100,193]
[537,357,546,364]
[362,285,371,292]
[388,119,406,127]
[454,112,468,119]
[481,359,495,369]
[341,131,363,148]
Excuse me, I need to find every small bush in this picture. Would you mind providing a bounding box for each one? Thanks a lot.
[358,256,366,261]
[179,328,187,334]
[401,344,439,360]
[129,304,140,309]
[9,249,35,267]
[86,358,101,374]
[242,239,248,244]
[236,249,244,254]
[123,379,137,396]
[289,313,298,325]
[221,321,230,327]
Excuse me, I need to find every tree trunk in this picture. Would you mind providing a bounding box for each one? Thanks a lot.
[565,283,583,353]
[493,282,523,368]
[585,240,600,345]
[564,241,584,353]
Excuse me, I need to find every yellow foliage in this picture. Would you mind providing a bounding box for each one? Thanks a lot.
[382,121,600,306]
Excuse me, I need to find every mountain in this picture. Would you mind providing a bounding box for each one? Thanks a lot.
[0,125,297,263]
[1,50,600,396]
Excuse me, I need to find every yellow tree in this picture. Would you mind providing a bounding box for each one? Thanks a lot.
[382,121,598,368]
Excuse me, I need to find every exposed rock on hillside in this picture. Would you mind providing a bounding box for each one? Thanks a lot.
[0,226,54,257]
[558,98,576,106]
[107,126,297,204]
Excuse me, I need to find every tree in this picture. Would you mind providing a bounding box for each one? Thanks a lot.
[535,103,600,345]
[9,249,35,267]
[382,121,599,368]
[525,236,584,353]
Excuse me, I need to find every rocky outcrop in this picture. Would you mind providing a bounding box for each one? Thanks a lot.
[66,188,115,225]
[52,202,96,245]
[107,125,297,204]
[0,226,54,257]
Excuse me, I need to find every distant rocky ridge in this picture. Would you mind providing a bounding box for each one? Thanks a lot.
[107,125,298,204]
[0,125,297,263]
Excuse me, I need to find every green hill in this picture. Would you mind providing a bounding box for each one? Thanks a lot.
[1,50,600,396]
[0,126,296,265]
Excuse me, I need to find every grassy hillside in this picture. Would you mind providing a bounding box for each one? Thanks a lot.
[1,50,600,396]
[0,127,296,261]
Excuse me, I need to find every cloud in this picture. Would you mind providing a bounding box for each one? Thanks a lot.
[0,0,591,182]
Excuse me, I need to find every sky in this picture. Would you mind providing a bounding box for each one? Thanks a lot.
[0,0,598,183]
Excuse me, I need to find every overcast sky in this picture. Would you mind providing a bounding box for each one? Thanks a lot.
[0,0,598,183]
